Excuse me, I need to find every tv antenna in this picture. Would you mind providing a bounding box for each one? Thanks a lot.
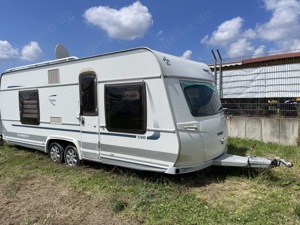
[55,44,70,59]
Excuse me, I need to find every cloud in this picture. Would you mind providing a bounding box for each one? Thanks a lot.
[156,30,164,37]
[0,40,43,62]
[20,41,43,61]
[83,1,153,40]
[201,0,300,58]
[253,45,266,57]
[201,17,244,47]
[181,50,192,59]
[0,40,19,61]
[227,39,254,58]
[256,0,300,49]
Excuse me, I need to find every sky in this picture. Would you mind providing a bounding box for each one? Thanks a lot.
[1,0,300,72]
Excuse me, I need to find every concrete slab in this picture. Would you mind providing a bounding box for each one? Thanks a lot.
[279,118,298,145]
[229,117,246,138]
[245,117,262,141]
[262,118,280,144]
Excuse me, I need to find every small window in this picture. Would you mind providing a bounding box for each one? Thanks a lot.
[79,72,98,116]
[105,82,146,134]
[19,90,40,125]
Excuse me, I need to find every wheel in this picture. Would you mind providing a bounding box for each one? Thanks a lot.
[64,145,80,166]
[49,142,64,163]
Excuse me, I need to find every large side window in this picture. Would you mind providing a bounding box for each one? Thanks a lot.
[105,82,146,134]
[79,72,98,116]
[19,90,40,125]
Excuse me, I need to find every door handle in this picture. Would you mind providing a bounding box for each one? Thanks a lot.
[81,117,85,126]
[76,112,80,120]
[184,125,198,131]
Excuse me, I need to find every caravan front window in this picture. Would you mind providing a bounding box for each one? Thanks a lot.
[181,81,222,117]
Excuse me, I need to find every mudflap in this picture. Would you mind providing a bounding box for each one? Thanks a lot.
[213,153,293,169]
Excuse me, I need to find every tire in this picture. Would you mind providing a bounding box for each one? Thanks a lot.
[64,145,80,166]
[49,142,64,163]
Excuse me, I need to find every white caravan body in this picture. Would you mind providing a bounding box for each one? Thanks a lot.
[1,47,287,174]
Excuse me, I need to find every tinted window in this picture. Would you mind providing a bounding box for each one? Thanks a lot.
[79,72,98,116]
[181,81,222,116]
[105,82,146,134]
[19,90,40,125]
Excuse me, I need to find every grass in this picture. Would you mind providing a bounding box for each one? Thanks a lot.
[0,138,299,224]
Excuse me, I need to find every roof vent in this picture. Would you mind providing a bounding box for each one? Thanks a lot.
[48,69,60,84]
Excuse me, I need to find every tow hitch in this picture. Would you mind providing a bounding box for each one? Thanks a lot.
[269,155,293,168]
[213,143,293,169]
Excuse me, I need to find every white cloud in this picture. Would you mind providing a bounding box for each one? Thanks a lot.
[257,0,300,43]
[0,40,43,62]
[181,50,192,59]
[253,45,266,57]
[201,0,300,58]
[290,39,300,50]
[156,30,164,40]
[0,40,19,61]
[201,17,244,47]
[20,41,43,61]
[83,1,153,40]
[227,39,254,58]
[156,30,163,37]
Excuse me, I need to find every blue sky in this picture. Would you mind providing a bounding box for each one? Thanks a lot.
[1,0,300,72]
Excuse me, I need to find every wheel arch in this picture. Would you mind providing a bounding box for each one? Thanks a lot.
[45,136,82,159]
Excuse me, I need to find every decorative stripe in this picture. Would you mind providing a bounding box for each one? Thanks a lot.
[11,124,161,140]
[12,124,82,133]
[100,132,136,138]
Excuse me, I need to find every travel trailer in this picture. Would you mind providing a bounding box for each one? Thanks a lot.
[0,47,292,174]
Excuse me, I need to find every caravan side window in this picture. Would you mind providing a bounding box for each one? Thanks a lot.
[19,90,40,125]
[105,82,146,134]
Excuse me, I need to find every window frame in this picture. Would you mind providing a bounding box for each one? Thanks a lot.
[105,82,147,134]
[19,90,40,125]
[79,71,98,116]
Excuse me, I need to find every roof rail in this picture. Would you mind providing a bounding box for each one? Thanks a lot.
[5,56,78,72]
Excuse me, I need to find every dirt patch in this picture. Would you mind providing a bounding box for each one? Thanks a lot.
[0,174,124,225]
[192,179,263,213]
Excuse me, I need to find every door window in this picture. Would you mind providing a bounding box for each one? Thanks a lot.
[79,72,98,116]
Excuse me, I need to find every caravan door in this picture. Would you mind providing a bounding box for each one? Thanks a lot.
[78,70,100,159]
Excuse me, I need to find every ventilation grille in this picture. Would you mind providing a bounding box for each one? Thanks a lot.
[50,116,62,124]
[48,69,60,84]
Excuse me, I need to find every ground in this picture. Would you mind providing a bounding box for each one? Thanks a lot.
[0,174,123,225]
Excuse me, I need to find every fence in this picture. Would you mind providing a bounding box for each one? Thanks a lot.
[210,52,300,118]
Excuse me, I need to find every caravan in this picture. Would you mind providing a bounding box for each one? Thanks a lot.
[0,47,292,174]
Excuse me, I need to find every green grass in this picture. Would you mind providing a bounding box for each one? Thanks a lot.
[0,138,299,224]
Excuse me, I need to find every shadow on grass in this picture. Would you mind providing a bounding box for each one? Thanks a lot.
[81,159,265,188]
[6,143,273,189]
